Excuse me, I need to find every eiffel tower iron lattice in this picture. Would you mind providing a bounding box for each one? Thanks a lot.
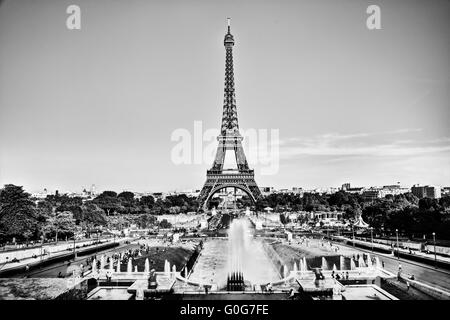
[198,19,262,209]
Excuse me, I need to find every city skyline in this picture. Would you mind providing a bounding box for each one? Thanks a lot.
[1,0,449,193]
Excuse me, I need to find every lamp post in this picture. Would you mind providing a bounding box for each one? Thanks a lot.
[395,229,400,261]
[95,231,99,255]
[432,232,437,269]
[352,226,355,248]
[73,235,76,260]
[40,234,44,262]
[370,227,374,252]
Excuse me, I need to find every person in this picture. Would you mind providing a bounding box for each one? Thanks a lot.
[106,270,112,283]
[335,273,341,280]
[25,264,30,272]
[331,271,335,279]
[382,261,385,269]
[406,281,410,291]
[345,271,349,280]
[80,264,84,277]
[289,288,295,299]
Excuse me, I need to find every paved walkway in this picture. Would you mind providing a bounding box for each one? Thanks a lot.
[336,236,450,264]
[329,240,450,293]
[0,237,133,275]
[274,236,450,294]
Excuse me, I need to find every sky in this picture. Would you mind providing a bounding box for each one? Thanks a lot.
[0,0,449,194]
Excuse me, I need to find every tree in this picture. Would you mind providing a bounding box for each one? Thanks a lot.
[118,191,137,214]
[43,211,76,242]
[136,214,157,229]
[0,184,38,242]
[93,191,122,215]
[140,195,155,209]
[76,202,107,228]
[280,213,290,225]
[159,219,172,229]
[208,197,221,210]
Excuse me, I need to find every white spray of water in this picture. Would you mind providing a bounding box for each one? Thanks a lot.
[226,218,280,285]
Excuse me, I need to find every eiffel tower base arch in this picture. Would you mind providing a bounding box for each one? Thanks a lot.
[198,171,262,210]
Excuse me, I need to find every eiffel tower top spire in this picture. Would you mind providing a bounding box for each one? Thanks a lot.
[221,18,239,136]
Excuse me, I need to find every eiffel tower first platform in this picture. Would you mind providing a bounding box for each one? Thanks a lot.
[198,19,262,210]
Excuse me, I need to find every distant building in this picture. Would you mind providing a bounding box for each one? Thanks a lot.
[411,185,441,199]
[260,187,274,195]
[152,192,165,200]
[346,187,364,194]
[442,187,450,196]
[32,188,49,199]
[169,189,200,197]
[362,189,381,201]
[381,184,410,196]
[312,211,343,220]
[324,187,339,194]
[341,183,351,191]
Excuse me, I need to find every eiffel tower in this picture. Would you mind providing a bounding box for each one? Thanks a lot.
[198,19,262,210]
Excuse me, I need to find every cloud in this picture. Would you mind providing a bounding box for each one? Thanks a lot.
[279,129,450,159]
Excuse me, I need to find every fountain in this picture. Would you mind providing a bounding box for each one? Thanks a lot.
[340,256,344,270]
[358,256,366,268]
[375,257,382,269]
[226,219,247,290]
[321,257,327,270]
[92,258,97,275]
[293,262,298,272]
[350,258,356,270]
[332,264,337,272]
[211,207,217,216]
[184,267,188,280]
[100,255,105,270]
[366,254,372,268]
[245,207,251,216]
[109,258,114,272]
[303,257,307,271]
[164,260,171,276]
[144,258,150,273]
[227,272,245,291]
[127,259,132,273]
[188,217,280,290]
[283,265,288,278]
[134,266,138,272]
